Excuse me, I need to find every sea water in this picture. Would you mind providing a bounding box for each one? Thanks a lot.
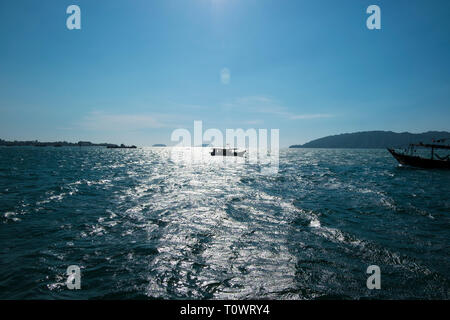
[0,147,449,299]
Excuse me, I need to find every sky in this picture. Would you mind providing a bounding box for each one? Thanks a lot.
[0,0,450,147]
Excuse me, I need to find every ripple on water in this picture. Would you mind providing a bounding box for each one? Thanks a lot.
[0,147,449,299]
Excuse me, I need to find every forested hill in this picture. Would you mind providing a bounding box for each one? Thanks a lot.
[290,131,450,148]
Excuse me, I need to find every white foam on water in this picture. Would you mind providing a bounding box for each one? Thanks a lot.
[309,219,321,228]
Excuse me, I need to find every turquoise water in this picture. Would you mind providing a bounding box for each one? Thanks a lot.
[0,147,449,299]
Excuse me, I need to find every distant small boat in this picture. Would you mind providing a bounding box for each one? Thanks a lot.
[107,144,137,149]
[388,139,450,169]
[210,147,246,157]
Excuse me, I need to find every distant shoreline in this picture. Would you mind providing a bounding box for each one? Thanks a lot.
[0,139,132,148]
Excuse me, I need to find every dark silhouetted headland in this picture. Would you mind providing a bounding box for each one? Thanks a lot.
[0,139,125,148]
[290,131,450,149]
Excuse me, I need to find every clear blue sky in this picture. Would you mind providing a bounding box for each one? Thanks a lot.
[1,0,449,147]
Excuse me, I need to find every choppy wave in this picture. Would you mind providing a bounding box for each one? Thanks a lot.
[0,147,449,299]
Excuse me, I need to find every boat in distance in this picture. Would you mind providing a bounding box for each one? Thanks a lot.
[210,147,246,157]
[387,139,450,169]
[107,144,137,149]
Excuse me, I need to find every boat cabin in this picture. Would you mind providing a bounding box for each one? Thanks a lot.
[210,147,246,157]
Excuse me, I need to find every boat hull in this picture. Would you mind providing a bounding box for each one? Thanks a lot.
[210,149,246,157]
[387,148,450,169]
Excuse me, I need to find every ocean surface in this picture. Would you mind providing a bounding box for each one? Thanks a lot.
[0,147,449,299]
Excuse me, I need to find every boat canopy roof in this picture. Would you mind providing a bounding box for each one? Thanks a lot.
[411,143,450,150]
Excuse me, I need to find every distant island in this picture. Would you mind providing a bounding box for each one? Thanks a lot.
[152,144,167,147]
[0,139,132,148]
[290,131,450,149]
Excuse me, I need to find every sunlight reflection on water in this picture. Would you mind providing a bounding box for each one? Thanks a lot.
[0,147,449,299]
